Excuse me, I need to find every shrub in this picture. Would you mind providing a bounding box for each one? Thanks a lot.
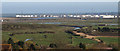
[17,41,24,48]
[49,43,57,48]
[7,38,14,45]
[29,44,36,50]
[79,43,86,50]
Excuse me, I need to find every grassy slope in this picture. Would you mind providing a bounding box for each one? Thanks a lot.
[96,37,119,44]
[2,24,98,47]
[2,18,119,48]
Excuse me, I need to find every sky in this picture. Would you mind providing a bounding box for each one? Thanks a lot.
[1,0,120,2]
[2,2,118,14]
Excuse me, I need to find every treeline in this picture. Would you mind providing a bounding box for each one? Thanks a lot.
[75,26,118,34]
[65,26,119,36]
[97,27,119,32]
[7,38,36,50]
[6,38,86,50]
[2,24,57,31]
[9,31,55,36]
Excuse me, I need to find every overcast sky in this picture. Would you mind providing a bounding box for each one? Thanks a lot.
[1,0,120,2]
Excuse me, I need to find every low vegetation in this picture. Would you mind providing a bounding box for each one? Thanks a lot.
[2,18,119,50]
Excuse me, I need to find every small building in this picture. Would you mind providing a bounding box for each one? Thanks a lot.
[74,27,81,30]
[24,39,31,42]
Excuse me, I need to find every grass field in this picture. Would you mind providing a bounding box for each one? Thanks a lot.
[72,38,98,46]
[2,24,73,49]
[96,37,119,45]
[2,18,119,49]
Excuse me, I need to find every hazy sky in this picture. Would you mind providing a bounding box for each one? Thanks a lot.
[2,2,118,14]
[1,0,119,2]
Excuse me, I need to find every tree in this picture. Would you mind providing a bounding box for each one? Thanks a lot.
[7,38,14,45]
[12,43,19,50]
[9,33,14,36]
[43,35,47,38]
[29,44,36,50]
[17,41,24,48]
[7,38,21,50]
[79,43,86,50]
[98,27,101,31]
[65,30,73,34]
[100,40,104,43]
[102,27,110,32]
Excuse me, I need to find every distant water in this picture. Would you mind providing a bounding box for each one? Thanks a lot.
[108,24,118,25]
[2,14,16,17]
[91,23,118,25]
[38,22,62,24]
[29,17,59,19]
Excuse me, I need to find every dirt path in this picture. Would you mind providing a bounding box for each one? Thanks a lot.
[72,31,105,43]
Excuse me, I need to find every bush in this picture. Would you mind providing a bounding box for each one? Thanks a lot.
[29,44,36,50]
[102,27,110,32]
[49,43,57,48]
[43,35,47,38]
[7,38,14,45]
[17,41,24,48]
[98,27,110,32]
[79,43,86,50]
[12,43,19,50]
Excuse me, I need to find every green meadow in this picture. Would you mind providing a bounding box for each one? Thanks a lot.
[2,18,119,49]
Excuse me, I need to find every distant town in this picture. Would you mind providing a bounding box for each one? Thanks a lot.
[16,14,118,19]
